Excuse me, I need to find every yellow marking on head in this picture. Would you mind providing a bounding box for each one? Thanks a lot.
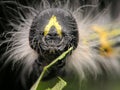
[91,25,113,57]
[44,15,62,37]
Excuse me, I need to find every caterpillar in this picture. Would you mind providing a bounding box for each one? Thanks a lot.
[0,0,120,90]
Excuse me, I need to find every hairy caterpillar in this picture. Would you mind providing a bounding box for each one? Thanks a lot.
[0,0,120,90]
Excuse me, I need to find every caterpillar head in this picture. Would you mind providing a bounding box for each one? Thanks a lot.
[29,8,79,61]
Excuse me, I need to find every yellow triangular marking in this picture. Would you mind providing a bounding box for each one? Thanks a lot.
[44,15,62,37]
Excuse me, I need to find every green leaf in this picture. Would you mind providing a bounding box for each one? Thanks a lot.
[46,77,67,90]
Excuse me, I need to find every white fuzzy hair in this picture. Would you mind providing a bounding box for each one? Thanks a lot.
[66,6,120,79]
[1,0,120,83]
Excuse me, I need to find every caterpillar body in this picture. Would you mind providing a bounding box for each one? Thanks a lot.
[0,0,120,90]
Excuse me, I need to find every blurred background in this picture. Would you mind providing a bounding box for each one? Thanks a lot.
[0,0,120,90]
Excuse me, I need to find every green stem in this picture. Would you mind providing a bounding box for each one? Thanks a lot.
[31,47,73,90]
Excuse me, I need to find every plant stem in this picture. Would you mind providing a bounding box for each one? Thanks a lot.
[31,47,73,90]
